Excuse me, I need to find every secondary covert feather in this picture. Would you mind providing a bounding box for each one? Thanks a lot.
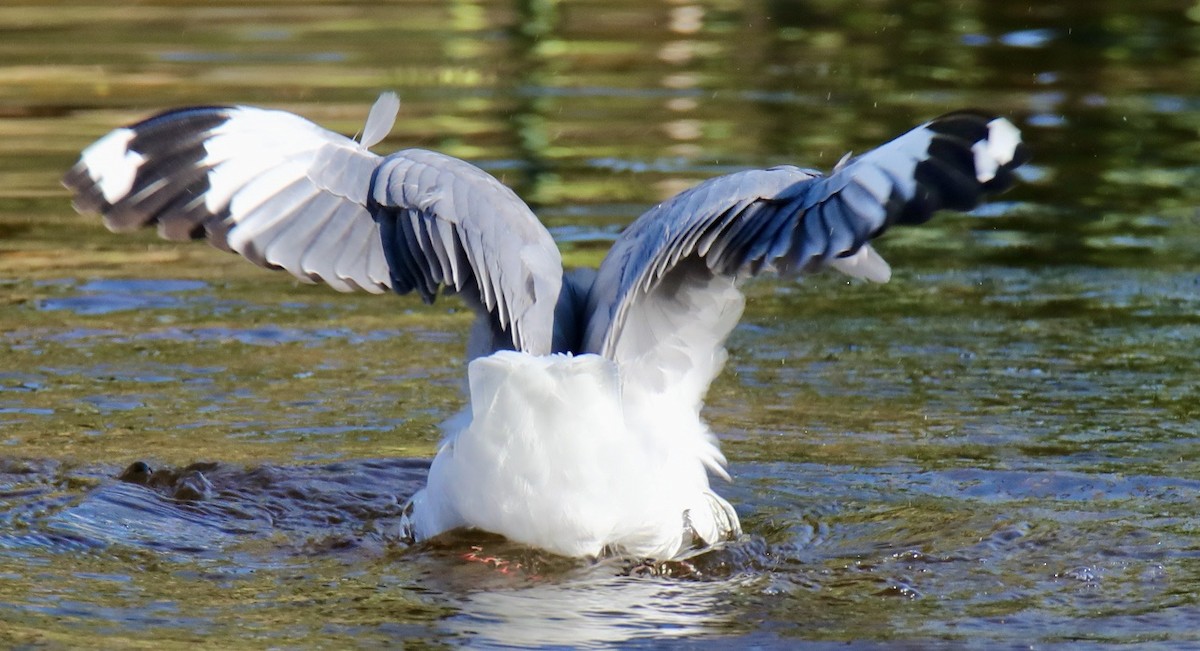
[64,93,1028,560]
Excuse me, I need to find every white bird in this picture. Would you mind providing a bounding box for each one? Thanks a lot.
[63,93,1028,560]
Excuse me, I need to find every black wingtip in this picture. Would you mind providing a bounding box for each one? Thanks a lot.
[63,106,235,238]
[892,111,1028,226]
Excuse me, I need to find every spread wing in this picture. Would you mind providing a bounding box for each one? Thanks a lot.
[63,93,563,355]
[583,111,1029,398]
[370,149,563,357]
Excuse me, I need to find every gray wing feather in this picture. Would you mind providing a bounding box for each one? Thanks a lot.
[372,149,562,356]
[584,111,1029,359]
[261,191,346,277]
[62,100,395,295]
[62,94,565,355]
[582,166,816,358]
[297,200,367,287]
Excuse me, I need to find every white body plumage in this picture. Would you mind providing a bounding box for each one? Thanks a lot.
[411,350,738,559]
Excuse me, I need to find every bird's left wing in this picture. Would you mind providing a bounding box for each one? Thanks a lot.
[583,111,1028,403]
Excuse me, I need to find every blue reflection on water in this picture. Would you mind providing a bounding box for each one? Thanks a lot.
[38,279,210,315]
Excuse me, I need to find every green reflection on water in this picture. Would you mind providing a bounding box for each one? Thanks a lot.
[2,0,1200,647]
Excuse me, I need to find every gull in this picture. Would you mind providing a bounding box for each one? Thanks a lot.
[63,93,1028,560]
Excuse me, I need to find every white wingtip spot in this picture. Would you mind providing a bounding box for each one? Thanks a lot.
[972,117,1021,183]
[360,92,400,148]
[80,128,145,204]
[829,244,892,283]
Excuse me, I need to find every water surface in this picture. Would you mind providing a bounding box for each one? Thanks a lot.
[1,0,1199,647]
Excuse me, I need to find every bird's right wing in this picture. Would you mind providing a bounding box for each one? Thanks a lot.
[582,112,1028,450]
[585,111,1028,361]
[64,94,402,294]
[64,93,564,356]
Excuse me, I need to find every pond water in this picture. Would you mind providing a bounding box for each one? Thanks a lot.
[2,0,1200,647]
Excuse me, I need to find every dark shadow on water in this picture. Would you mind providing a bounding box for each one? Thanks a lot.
[0,456,774,645]
[0,457,423,560]
[111,457,427,555]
